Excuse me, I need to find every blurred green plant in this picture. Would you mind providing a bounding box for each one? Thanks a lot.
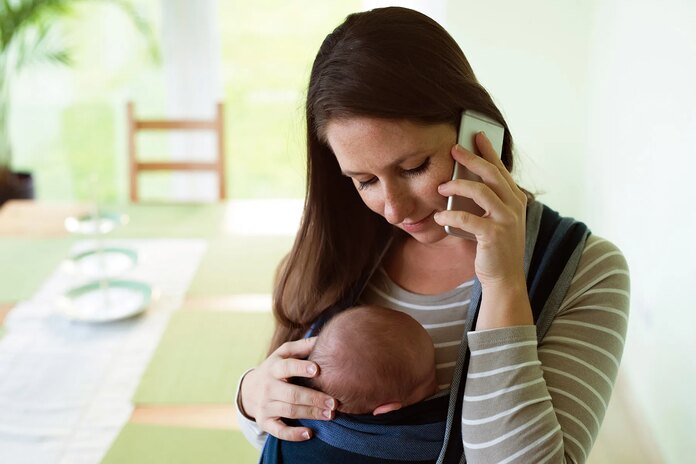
[0,0,158,175]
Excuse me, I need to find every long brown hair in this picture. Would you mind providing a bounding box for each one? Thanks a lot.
[268,6,534,354]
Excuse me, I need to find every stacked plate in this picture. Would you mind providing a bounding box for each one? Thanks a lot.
[59,211,153,323]
[57,279,152,323]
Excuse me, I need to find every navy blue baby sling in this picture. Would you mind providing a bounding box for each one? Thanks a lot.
[259,201,591,463]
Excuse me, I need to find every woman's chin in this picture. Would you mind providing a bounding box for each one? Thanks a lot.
[402,225,449,244]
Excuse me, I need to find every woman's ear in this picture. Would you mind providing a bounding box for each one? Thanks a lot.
[372,402,402,415]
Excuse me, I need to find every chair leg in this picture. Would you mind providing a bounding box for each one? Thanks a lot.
[215,102,226,201]
[127,102,139,203]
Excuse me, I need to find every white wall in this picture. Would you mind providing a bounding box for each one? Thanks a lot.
[444,1,696,461]
[445,1,596,218]
[584,1,696,461]
[363,0,447,25]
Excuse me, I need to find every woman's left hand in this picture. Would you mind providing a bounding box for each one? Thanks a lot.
[433,132,528,291]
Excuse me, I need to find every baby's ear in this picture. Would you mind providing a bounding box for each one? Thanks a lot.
[372,402,402,416]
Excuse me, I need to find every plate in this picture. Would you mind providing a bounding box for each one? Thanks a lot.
[67,247,138,279]
[64,212,130,235]
[57,279,152,323]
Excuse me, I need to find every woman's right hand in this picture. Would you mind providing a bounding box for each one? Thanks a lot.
[239,337,336,441]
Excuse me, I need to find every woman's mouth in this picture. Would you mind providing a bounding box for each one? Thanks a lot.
[402,211,435,232]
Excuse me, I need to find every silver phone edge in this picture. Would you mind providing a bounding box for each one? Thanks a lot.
[442,109,503,241]
[444,193,476,240]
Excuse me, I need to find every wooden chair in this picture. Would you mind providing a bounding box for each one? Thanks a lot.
[127,102,226,202]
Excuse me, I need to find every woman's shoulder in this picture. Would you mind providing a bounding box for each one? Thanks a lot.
[578,234,630,275]
[558,233,630,315]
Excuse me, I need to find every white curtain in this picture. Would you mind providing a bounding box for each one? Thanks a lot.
[161,0,223,200]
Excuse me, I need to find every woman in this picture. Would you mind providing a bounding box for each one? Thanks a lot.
[236,7,629,463]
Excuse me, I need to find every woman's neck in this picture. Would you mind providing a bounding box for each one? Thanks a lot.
[382,233,476,295]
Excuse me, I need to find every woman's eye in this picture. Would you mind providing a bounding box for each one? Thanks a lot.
[358,178,377,190]
[403,157,431,177]
[355,157,431,191]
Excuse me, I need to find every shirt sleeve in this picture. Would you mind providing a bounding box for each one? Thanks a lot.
[461,234,630,463]
[235,368,269,450]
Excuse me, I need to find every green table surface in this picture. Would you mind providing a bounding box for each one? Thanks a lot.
[0,203,224,302]
[0,229,292,303]
[187,236,292,296]
[0,238,76,302]
[109,204,228,239]
[101,423,259,464]
[134,310,274,404]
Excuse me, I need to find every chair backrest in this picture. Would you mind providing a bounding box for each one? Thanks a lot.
[126,102,226,202]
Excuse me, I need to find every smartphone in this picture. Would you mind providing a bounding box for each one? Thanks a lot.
[444,110,505,240]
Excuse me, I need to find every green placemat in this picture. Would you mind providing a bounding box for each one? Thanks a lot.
[0,238,75,302]
[101,424,259,464]
[134,310,274,404]
[108,204,227,239]
[187,236,293,296]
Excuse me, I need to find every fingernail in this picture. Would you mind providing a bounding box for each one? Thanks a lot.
[479,131,488,140]
[325,398,335,409]
[307,364,317,375]
[302,431,311,440]
[455,144,464,152]
[323,409,332,419]
[455,144,472,156]
[437,183,446,192]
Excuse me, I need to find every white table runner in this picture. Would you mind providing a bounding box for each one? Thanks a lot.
[0,239,207,464]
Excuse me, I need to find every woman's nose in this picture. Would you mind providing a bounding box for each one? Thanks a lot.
[382,183,412,225]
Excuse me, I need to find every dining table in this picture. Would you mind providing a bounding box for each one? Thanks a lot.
[0,199,301,464]
[0,200,660,464]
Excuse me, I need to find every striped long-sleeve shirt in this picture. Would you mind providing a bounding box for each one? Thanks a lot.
[236,234,630,463]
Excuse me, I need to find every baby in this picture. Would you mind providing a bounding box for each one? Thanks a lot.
[302,304,438,416]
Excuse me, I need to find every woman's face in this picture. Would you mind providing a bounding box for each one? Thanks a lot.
[324,117,456,244]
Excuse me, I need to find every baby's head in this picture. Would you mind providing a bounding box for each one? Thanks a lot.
[307,305,437,415]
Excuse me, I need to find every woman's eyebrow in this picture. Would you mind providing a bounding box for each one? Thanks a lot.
[341,151,429,176]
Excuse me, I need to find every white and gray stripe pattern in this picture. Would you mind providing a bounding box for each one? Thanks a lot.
[362,234,629,463]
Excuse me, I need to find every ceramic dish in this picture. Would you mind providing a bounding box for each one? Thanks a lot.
[57,279,152,322]
[66,247,138,279]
